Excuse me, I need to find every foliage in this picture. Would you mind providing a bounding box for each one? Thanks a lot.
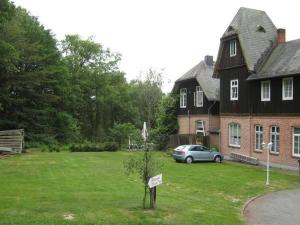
[0,1,164,146]
[0,3,78,143]
[129,69,164,129]
[124,148,163,209]
[103,142,118,151]
[151,95,178,150]
[69,141,119,152]
[109,122,142,148]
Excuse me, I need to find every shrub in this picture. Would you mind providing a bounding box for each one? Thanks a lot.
[103,142,118,151]
[69,142,104,152]
[48,144,60,152]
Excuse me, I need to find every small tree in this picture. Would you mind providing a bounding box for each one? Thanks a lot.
[124,147,162,209]
[151,95,178,150]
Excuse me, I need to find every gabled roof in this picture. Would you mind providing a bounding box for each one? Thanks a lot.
[248,39,300,80]
[214,7,277,76]
[172,57,219,101]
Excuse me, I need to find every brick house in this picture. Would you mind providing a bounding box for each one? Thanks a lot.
[172,55,220,149]
[173,7,300,170]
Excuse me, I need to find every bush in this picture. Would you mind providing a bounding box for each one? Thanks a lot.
[103,142,118,151]
[69,143,101,152]
[48,144,60,152]
[69,142,119,152]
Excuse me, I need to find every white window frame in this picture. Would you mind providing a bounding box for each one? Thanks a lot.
[261,80,270,101]
[282,77,293,100]
[195,86,203,107]
[196,120,205,136]
[229,123,241,147]
[180,88,187,108]
[230,79,238,101]
[255,125,263,151]
[270,126,280,153]
[293,127,300,157]
[229,40,237,57]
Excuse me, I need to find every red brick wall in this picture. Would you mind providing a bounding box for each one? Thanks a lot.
[220,116,300,168]
[177,115,210,135]
[177,114,220,149]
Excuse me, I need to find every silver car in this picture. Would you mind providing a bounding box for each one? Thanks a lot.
[172,145,223,164]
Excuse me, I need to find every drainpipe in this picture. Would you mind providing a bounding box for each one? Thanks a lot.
[208,101,217,148]
[188,110,191,144]
[188,110,190,134]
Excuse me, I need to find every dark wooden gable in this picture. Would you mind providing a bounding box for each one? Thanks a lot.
[217,35,247,71]
[176,79,219,116]
[216,36,250,115]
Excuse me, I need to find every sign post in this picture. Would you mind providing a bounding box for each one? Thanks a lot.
[148,174,162,209]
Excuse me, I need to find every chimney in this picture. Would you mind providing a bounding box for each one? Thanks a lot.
[204,55,213,66]
[277,28,286,44]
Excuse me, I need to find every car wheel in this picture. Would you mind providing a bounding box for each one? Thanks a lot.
[186,156,193,164]
[214,156,222,163]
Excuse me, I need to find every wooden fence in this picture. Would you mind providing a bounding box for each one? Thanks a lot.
[0,129,24,154]
[169,134,209,148]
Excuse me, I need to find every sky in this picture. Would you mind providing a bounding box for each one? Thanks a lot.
[13,0,300,93]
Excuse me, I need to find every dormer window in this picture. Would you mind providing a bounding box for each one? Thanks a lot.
[180,88,187,108]
[256,25,266,33]
[229,40,237,57]
[227,25,234,32]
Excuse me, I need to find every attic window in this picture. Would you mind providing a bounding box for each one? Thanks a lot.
[256,25,266,33]
[227,26,234,32]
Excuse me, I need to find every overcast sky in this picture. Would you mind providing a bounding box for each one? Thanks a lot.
[13,0,300,93]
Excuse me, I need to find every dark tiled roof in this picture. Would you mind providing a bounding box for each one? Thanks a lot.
[215,7,277,75]
[248,39,300,80]
[173,59,219,101]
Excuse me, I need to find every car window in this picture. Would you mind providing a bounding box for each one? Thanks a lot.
[189,146,198,151]
[201,146,209,151]
[175,145,186,151]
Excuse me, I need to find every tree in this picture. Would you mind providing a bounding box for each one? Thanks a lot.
[151,94,178,150]
[109,123,142,148]
[129,69,164,129]
[61,35,138,141]
[124,145,162,209]
[0,5,77,143]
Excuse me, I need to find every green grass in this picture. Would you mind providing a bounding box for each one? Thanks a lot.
[0,151,299,225]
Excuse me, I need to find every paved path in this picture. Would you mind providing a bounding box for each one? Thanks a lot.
[244,189,300,225]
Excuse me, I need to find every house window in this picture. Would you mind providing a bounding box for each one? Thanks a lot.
[196,120,205,136]
[180,88,187,108]
[194,86,203,107]
[270,126,280,153]
[261,80,270,101]
[229,123,240,147]
[255,125,263,151]
[230,79,238,100]
[293,127,300,157]
[282,77,293,100]
[229,40,237,57]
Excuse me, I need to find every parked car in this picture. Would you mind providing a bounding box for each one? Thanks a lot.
[172,145,223,163]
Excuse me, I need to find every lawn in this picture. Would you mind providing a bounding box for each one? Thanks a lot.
[0,151,299,225]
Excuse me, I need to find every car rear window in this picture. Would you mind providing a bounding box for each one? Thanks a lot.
[175,145,186,151]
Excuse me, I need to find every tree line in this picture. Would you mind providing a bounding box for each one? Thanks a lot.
[0,0,177,147]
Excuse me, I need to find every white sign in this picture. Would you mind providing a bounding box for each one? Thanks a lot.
[148,174,162,188]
